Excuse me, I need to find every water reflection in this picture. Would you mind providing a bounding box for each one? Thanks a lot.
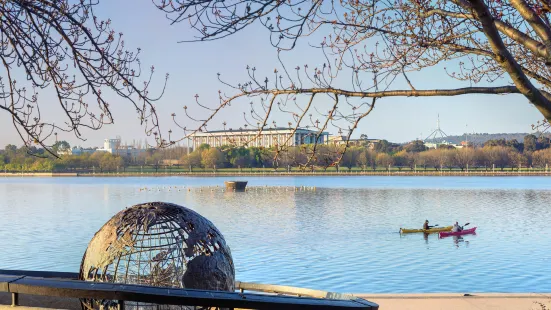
[453,236,466,248]
[446,234,477,248]
[399,231,444,245]
[0,177,550,293]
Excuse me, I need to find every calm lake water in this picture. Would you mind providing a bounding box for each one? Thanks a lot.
[0,176,550,293]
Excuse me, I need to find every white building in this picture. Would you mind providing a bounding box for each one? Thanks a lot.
[424,141,464,149]
[96,138,147,157]
[58,147,97,156]
[102,138,121,151]
[71,147,97,155]
[423,115,463,149]
[190,128,329,149]
[328,135,381,148]
[57,138,147,157]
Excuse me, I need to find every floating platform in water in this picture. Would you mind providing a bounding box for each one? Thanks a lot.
[224,181,248,191]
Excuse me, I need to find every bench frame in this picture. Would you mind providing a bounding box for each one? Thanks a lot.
[0,270,378,310]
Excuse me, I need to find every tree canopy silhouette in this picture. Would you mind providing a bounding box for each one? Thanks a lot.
[0,1,167,156]
[154,0,551,166]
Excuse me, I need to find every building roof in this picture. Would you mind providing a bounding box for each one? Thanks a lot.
[193,127,329,135]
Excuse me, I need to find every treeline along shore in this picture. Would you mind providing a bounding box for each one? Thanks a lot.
[3,134,551,175]
[3,170,551,177]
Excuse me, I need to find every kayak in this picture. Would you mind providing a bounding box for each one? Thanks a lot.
[439,227,477,237]
[400,226,452,234]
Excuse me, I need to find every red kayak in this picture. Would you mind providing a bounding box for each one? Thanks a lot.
[439,227,477,238]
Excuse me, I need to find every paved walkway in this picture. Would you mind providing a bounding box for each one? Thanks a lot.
[356,293,551,310]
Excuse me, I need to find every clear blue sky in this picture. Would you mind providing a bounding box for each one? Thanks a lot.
[0,1,544,148]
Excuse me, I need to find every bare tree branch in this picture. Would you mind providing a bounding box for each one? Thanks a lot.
[155,0,551,166]
[0,1,168,156]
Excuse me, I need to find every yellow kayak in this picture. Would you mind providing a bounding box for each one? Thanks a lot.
[400,226,452,234]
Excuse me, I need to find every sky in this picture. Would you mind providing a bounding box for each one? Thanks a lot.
[0,1,545,148]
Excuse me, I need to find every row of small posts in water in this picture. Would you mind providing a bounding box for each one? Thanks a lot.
[137,185,317,193]
[235,185,317,192]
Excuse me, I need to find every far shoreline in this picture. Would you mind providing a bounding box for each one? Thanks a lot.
[2,171,551,177]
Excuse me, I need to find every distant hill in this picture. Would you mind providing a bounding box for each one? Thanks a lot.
[424,132,551,145]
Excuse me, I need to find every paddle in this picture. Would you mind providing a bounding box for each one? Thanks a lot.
[460,222,470,231]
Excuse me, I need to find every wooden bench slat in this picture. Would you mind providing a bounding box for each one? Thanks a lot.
[0,270,78,280]
[7,277,377,309]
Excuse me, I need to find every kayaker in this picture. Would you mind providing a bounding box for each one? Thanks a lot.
[423,220,431,230]
[452,222,463,232]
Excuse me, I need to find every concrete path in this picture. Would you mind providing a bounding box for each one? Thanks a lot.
[356,293,551,310]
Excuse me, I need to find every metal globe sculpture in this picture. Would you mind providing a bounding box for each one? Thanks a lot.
[79,202,235,310]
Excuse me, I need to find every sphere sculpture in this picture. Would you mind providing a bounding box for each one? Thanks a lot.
[79,202,235,310]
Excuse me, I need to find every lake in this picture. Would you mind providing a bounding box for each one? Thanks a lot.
[0,176,550,293]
